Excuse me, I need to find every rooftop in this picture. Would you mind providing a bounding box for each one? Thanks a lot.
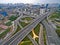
[0,24,8,29]
[0,11,8,17]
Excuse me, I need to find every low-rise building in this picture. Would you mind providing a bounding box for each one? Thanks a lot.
[0,11,8,20]
[0,24,8,30]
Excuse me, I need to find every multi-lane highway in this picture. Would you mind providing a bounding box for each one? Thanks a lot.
[41,8,60,45]
[42,20,60,45]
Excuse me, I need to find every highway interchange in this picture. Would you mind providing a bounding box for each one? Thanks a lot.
[0,8,60,45]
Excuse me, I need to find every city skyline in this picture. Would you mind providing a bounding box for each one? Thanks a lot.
[0,0,60,4]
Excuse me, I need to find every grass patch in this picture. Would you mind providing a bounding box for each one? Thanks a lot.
[9,15,18,21]
[13,26,21,35]
[5,21,12,26]
[18,36,33,45]
[21,17,33,21]
[56,26,60,28]
[19,41,33,45]
[43,28,47,45]
[50,12,60,19]
[56,29,60,37]
[20,22,29,27]
[35,38,39,44]
[0,28,10,39]
[0,28,3,30]
[34,24,40,36]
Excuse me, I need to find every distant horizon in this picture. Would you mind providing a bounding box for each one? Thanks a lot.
[0,0,60,4]
[0,3,60,5]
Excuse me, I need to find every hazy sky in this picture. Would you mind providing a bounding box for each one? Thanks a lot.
[0,0,60,4]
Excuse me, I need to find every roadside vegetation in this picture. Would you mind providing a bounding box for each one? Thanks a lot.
[21,17,33,21]
[50,12,60,19]
[9,15,18,21]
[43,28,47,45]
[56,25,60,37]
[56,29,60,37]
[34,24,40,36]
[20,22,29,27]
[5,21,12,26]
[56,25,60,28]
[19,37,33,45]
[49,9,60,21]
[13,26,21,35]
[0,28,3,30]
[0,28,10,39]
